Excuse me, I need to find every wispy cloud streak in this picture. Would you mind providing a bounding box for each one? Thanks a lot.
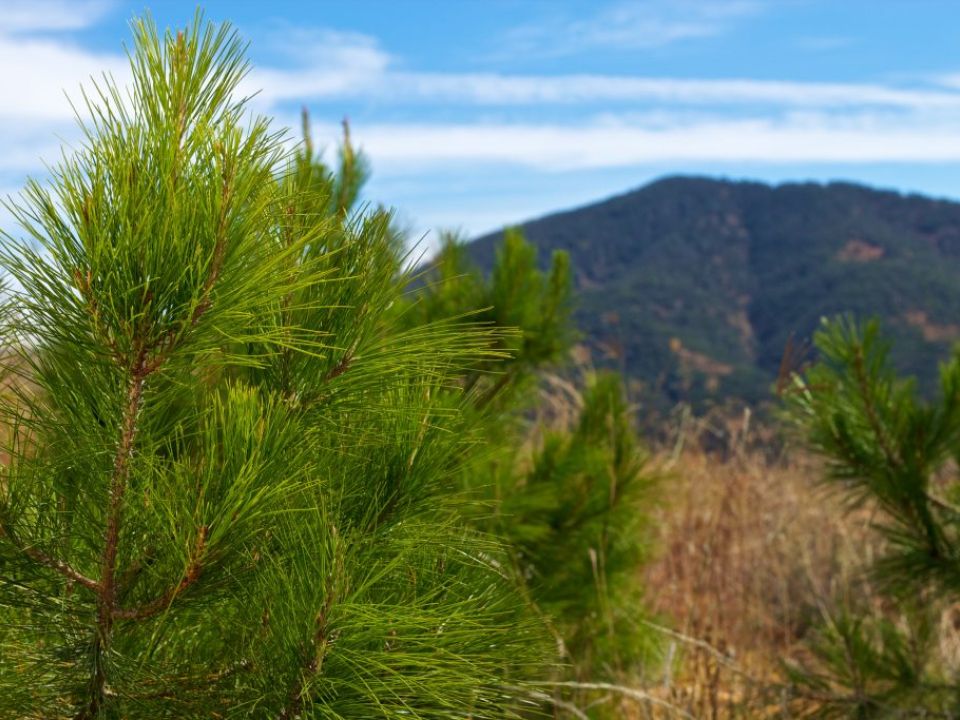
[0,0,113,33]
[338,73,960,110]
[313,115,960,172]
[498,0,762,58]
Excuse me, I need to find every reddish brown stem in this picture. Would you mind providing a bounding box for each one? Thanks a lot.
[113,527,207,621]
[23,546,99,593]
[77,351,148,720]
[323,353,352,383]
[278,596,335,720]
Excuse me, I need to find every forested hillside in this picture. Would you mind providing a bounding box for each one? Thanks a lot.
[469,177,960,410]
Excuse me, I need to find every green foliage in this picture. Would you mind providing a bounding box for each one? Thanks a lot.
[409,232,658,716]
[786,601,952,718]
[407,230,574,410]
[499,373,657,680]
[784,316,960,716]
[786,317,960,596]
[0,14,548,718]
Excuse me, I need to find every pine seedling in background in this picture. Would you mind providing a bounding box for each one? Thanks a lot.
[408,233,660,716]
[0,14,547,718]
[783,316,960,716]
[505,374,657,677]
[407,230,575,411]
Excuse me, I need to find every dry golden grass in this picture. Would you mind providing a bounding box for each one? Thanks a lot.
[581,407,958,719]
[648,433,865,661]
[624,409,882,718]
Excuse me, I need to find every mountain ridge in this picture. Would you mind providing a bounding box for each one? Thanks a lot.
[467,175,960,410]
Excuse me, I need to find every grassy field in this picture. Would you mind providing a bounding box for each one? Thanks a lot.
[599,407,955,718]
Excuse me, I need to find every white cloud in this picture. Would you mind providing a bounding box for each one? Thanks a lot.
[929,73,960,93]
[0,37,127,121]
[308,114,960,172]
[244,26,390,106]
[0,123,67,171]
[0,0,126,124]
[498,0,762,58]
[231,26,960,113]
[0,1,124,235]
[0,1,112,33]
[4,4,960,241]
[369,73,960,110]
[247,22,960,177]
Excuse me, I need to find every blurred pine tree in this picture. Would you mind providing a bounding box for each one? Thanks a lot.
[407,234,660,716]
[784,317,960,717]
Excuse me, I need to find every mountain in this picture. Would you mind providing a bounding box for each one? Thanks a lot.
[467,176,960,411]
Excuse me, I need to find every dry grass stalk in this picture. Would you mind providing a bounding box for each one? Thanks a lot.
[637,408,881,717]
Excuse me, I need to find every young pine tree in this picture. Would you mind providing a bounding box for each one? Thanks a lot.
[0,15,547,718]
[503,374,657,684]
[407,234,659,715]
[784,317,960,717]
[405,230,575,412]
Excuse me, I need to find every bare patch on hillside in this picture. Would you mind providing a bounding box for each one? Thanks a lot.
[904,310,960,342]
[669,337,733,379]
[837,238,884,262]
[728,296,756,357]
[575,269,599,289]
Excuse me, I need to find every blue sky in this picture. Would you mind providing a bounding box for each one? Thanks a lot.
[5,1,960,247]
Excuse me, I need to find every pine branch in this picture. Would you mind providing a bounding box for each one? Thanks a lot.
[80,348,150,720]
[851,346,901,475]
[145,150,235,372]
[113,526,207,621]
[190,149,234,327]
[0,14,558,717]
[278,570,339,719]
[848,344,947,561]
[0,513,100,592]
[21,545,100,593]
[474,366,517,410]
[322,352,352,383]
[79,133,237,712]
